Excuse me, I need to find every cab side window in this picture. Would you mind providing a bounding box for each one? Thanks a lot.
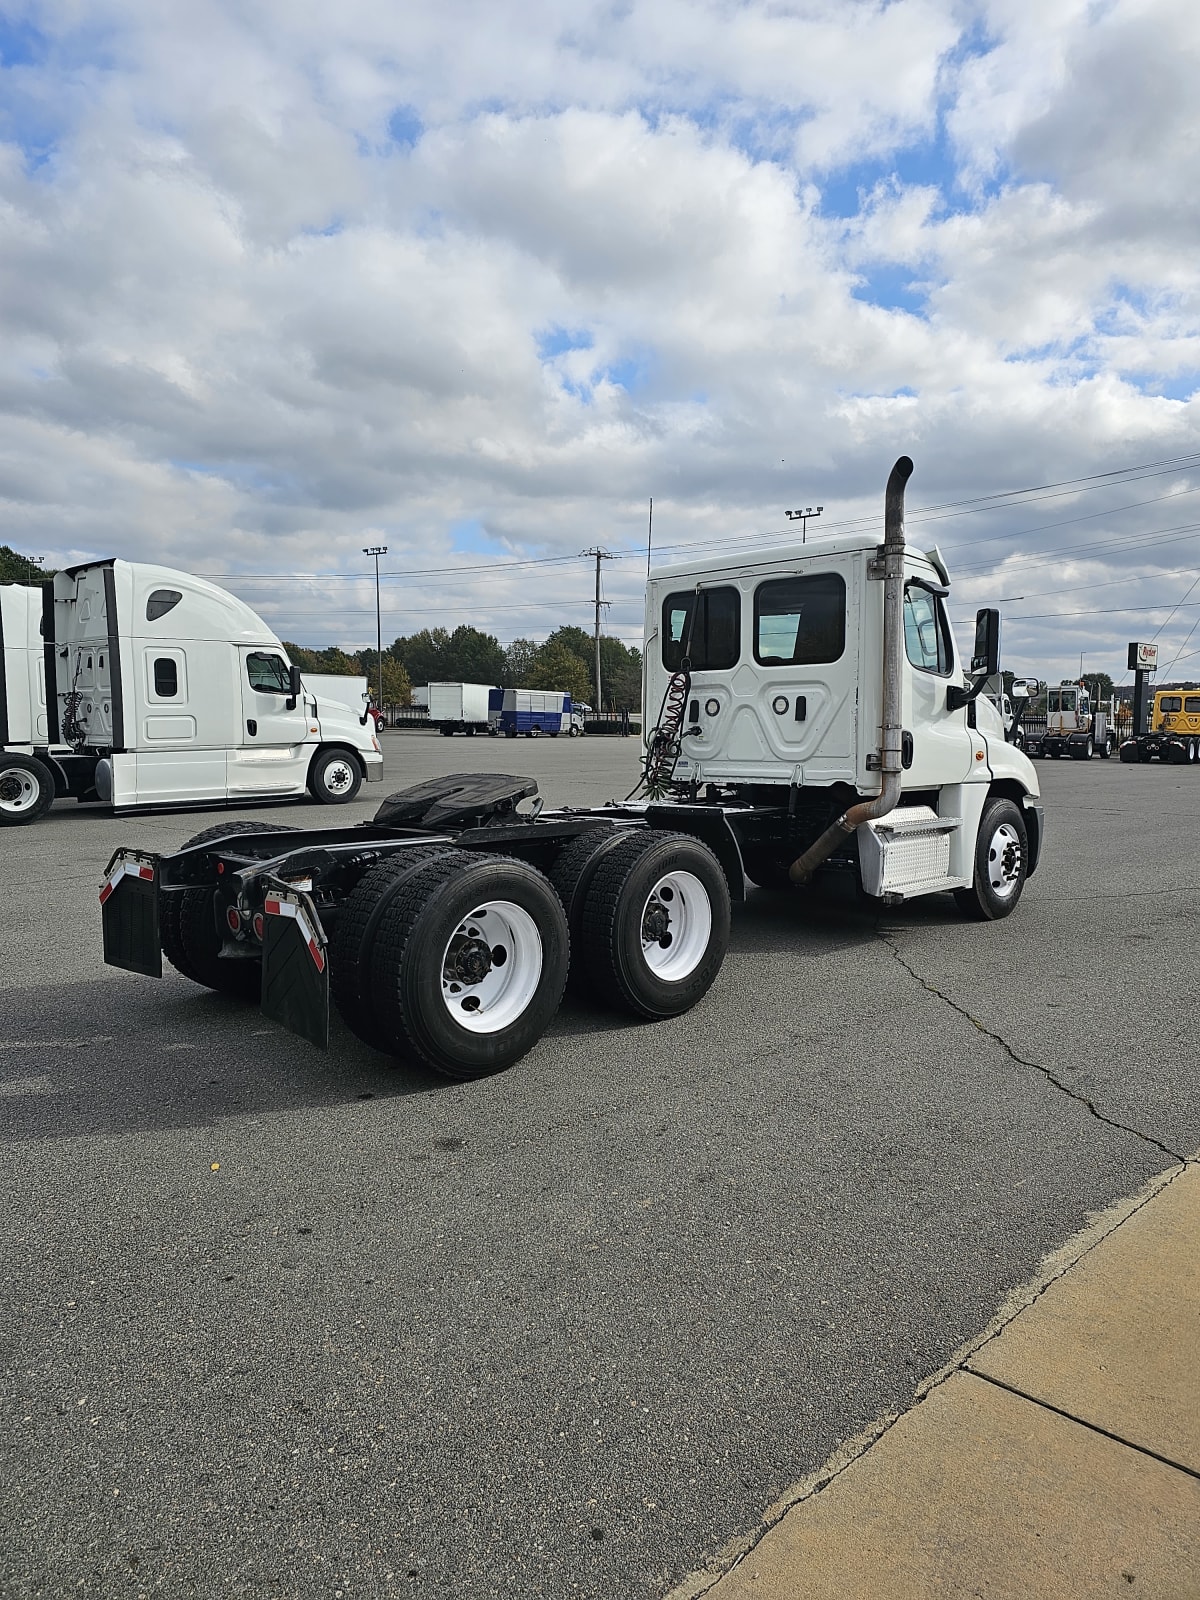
[662,588,740,671]
[153,657,179,698]
[246,652,291,694]
[904,584,953,676]
[1186,697,1200,714]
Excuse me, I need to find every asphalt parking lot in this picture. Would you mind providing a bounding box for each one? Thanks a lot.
[2,735,1198,1599]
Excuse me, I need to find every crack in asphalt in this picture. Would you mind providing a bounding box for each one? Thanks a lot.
[878,931,1189,1166]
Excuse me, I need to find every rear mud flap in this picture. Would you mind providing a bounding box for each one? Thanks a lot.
[261,888,329,1050]
[100,853,162,976]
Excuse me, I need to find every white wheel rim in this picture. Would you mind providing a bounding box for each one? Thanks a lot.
[0,767,39,814]
[324,760,355,796]
[986,822,1023,900]
[639,870,712,981]
[440,900,543,1034]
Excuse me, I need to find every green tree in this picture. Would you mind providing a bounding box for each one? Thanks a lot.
[599,637,643,710]
[445,625,505,685]
[282,640,324,672]
[391,628,452,686]
[358,648,412,706]
[502,638,539,687]
[0,546,50,584]
[528,640,593,704]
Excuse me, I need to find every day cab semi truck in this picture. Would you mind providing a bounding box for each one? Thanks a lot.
[1025,681,1116,760]
[101,458,1044,1082]
[1119,687,1200,764]
[1,560,382,826]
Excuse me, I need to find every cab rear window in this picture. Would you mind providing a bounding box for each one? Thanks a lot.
[1159,695,1183,712]
[754,573,846,665]
[661,588,740,671]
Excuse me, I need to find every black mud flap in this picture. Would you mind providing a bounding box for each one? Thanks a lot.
[100,851,162,976]
[261,888,329,1050]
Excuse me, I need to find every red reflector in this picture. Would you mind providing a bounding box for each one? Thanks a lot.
[225,907,241,932]
[99,882,114,905]
[216,862,224,874]
[138,864,154,880]
[263,898,281,916]
[252,912,265,941]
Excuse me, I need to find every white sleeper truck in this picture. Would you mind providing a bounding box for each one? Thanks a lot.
[1,559,382,825]
[100,458,1043,1081]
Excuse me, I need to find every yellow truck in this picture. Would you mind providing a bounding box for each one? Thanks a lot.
[1119,688,1200,764]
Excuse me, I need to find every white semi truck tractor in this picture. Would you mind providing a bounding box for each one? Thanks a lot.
[1,560,382,825]
[101,458,1043,1081]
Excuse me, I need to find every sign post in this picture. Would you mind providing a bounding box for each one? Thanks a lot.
[1128,642,1159,736]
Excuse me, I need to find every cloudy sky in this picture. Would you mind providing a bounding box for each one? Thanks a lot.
[3,0,1199,684]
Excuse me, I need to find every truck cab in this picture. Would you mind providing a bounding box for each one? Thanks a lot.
[643,512,1042,906]
[1,560,382,825]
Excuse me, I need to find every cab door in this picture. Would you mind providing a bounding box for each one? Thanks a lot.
[232,647,309,793]
[901,579,975,788]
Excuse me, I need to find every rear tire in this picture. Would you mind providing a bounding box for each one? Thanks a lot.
[370,854,569,1079]
[163,821,297,993]
[953,798,1028,922]
[330,846,470,1051]
[549,827,622,993]
[578,831,731,1019]
[308,747,363,804]
[0,753,55,826]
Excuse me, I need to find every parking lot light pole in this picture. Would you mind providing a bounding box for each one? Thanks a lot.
[363,545,387,717]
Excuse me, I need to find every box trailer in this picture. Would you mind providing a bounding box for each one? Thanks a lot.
[429,682,496,736]
[101,457,1043,1083]
[0,561,382,825]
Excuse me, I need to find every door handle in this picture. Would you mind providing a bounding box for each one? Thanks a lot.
[246,719,257,737]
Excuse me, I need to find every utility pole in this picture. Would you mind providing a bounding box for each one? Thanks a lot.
[363,545,387,716]
[646,497,653,579]
[785,505,823,543]
[580,547,615,710]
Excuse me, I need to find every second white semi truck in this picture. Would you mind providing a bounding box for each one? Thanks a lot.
[0,561,382,825]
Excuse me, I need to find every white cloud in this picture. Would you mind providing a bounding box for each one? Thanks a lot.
[0,0,1198,680]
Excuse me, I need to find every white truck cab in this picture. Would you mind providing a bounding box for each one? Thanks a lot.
[641,460,1043,911]
[0,560,382,825]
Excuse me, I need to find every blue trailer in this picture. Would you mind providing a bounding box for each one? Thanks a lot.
[499,689,582,738]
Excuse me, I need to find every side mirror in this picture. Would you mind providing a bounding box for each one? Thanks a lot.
[972,609,1001,677]
[286,663,301,710]
[1010,681,1030,702]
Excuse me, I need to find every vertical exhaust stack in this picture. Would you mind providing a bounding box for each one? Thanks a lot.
[789,455,913,884]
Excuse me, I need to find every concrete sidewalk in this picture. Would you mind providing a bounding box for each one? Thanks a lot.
[680,1161,1200,1599]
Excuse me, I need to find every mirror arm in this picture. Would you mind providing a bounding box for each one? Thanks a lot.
[947,674,989,713]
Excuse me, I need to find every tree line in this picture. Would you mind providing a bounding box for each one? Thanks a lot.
[284,625,644,710]
[3,545,641,710]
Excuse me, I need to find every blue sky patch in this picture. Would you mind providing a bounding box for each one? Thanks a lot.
[851,263,929,316]
[0,15,47,68]
[449,518,495,555]
[387,105,423,149]
[536,326,594,361]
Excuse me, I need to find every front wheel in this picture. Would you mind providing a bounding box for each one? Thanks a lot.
[954,798,1029,921]
[309,747,363,804]
[578,832,731,1018]
[0,753,55,826]
[370,854,569,1079]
